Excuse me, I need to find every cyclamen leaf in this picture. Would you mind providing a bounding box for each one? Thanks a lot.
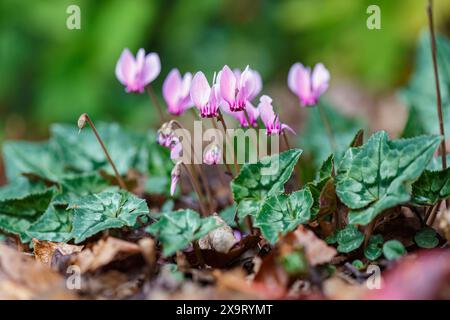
[255,189,313,244]
[26,204,73,242]
[412,168,450,205]
[414,228,439,249]
[364,234,384,261]
[0,183,55,242]
[336,225,364,253]
[146,209,221,256]
[231,149,302,218]
[336,131,441,225]
[69,190,149,244]
[383,240,406,260]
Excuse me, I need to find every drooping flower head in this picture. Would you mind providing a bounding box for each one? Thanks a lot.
[115,48,161,93]
[157,122,175,147]
[258,95,295,136]
[203,143,222,165]
[288,63,329,107]
[190,71,221,118]
[219,65,261,112]
[163,69,193,115]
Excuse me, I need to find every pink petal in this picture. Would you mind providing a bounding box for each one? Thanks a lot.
[288,63,312,104]
[287,63,301,94]
[180,72,192,98]
[115,48,135,85]
[190,72,211,108]
[282,124,296,135]
[250,69,263,100]
[311,63,330,96]
[163,69,181,109]
[258,95,275,127]
[219,65,236,106]
[142,52,161,85]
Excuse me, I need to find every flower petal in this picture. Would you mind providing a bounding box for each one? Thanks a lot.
[115,48,135,85]
[219,65,237,106]
[311,63,330,96]
[142,52,161,85]
[258,95,275,127]
[190,72,211,108]
[163,69,181,109]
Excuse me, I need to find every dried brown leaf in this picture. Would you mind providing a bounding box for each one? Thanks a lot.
[33,238,83,266]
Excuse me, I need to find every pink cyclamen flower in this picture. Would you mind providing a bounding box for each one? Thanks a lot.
[203,143,222,165]
[169,137,183,160]
[288,63,329,106]
[157,122,175,147]
[163,69,193,115]
[170,162,182,196]
[115,48,161,93]
[233,67,262,102]
[190,72,221,118]
[258,95,295,136]
[219,65,260,112]
[223,101,259,127]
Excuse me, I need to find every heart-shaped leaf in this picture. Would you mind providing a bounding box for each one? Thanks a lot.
[364,234,384,261]
[336,131,441,225]
[255,189,313,244]
[383,240,406,260]
[414,228,439,249]
[146,209,221,256]
[412,168,450,205]
[26,204,73,242]
[69,190,149,243]
[336,225,364,253]
[232,149,302,218]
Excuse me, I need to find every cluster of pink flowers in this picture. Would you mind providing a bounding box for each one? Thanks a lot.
[115,48,330,196]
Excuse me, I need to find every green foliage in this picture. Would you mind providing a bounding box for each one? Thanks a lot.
[336,225,364,253]
[307,155,336,219]
[336,131,441,225]
[352,259,364,270]
[383,240,406,260]
[364,234,384,261]
[146,209,221,256]
[414,228,439,249]
[0,182,55,242]
[255,189,313,244]
[69,190,149,243]
[231,149,302,218]
[412,168,450,205]
[219,204,237,228]
[401,32,450,137]
[281,251,308,275]
[27,204,73,242]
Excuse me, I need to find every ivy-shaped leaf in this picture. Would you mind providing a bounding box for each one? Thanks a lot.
[26,204,73,242]
[336,131,441,225]
[68,190,149,243]
[231,149,302,218]
[0,182,55,242]
[336,225,364,253]
[255,189,313,244]
[414,228,439,249]
[383,240,406,260]
[146,209,221,256]
[412,168,450,205]
[364,234,384,261]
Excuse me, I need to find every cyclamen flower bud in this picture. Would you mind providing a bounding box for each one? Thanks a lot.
[203,143,222,165]
[170,161,182,196]
[77,113,87,131]
[157,122,175,147]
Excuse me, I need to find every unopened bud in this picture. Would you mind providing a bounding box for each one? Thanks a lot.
[203,143,222,165]
[157,121,175,147]
[78,114,87,132]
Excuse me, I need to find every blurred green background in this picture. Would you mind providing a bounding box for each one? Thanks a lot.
[1,0,450,142]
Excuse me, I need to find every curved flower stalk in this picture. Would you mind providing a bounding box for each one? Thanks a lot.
[170,161,182,196]
[258,95,295,136]
[288,62,329,107]
[219,65,261,112]
[163,69,193,115]
[115,48,161,93]
[203,143,222,165]
[190,72,221,118]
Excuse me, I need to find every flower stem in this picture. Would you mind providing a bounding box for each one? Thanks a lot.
[427,0,449,209]
[243,108,259,159]
[318,105,337,152]
[211,118,235,177]
[181,163,208,216]
[217,109,240,173]
[146,85,165,124]
[79,113,127,190]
